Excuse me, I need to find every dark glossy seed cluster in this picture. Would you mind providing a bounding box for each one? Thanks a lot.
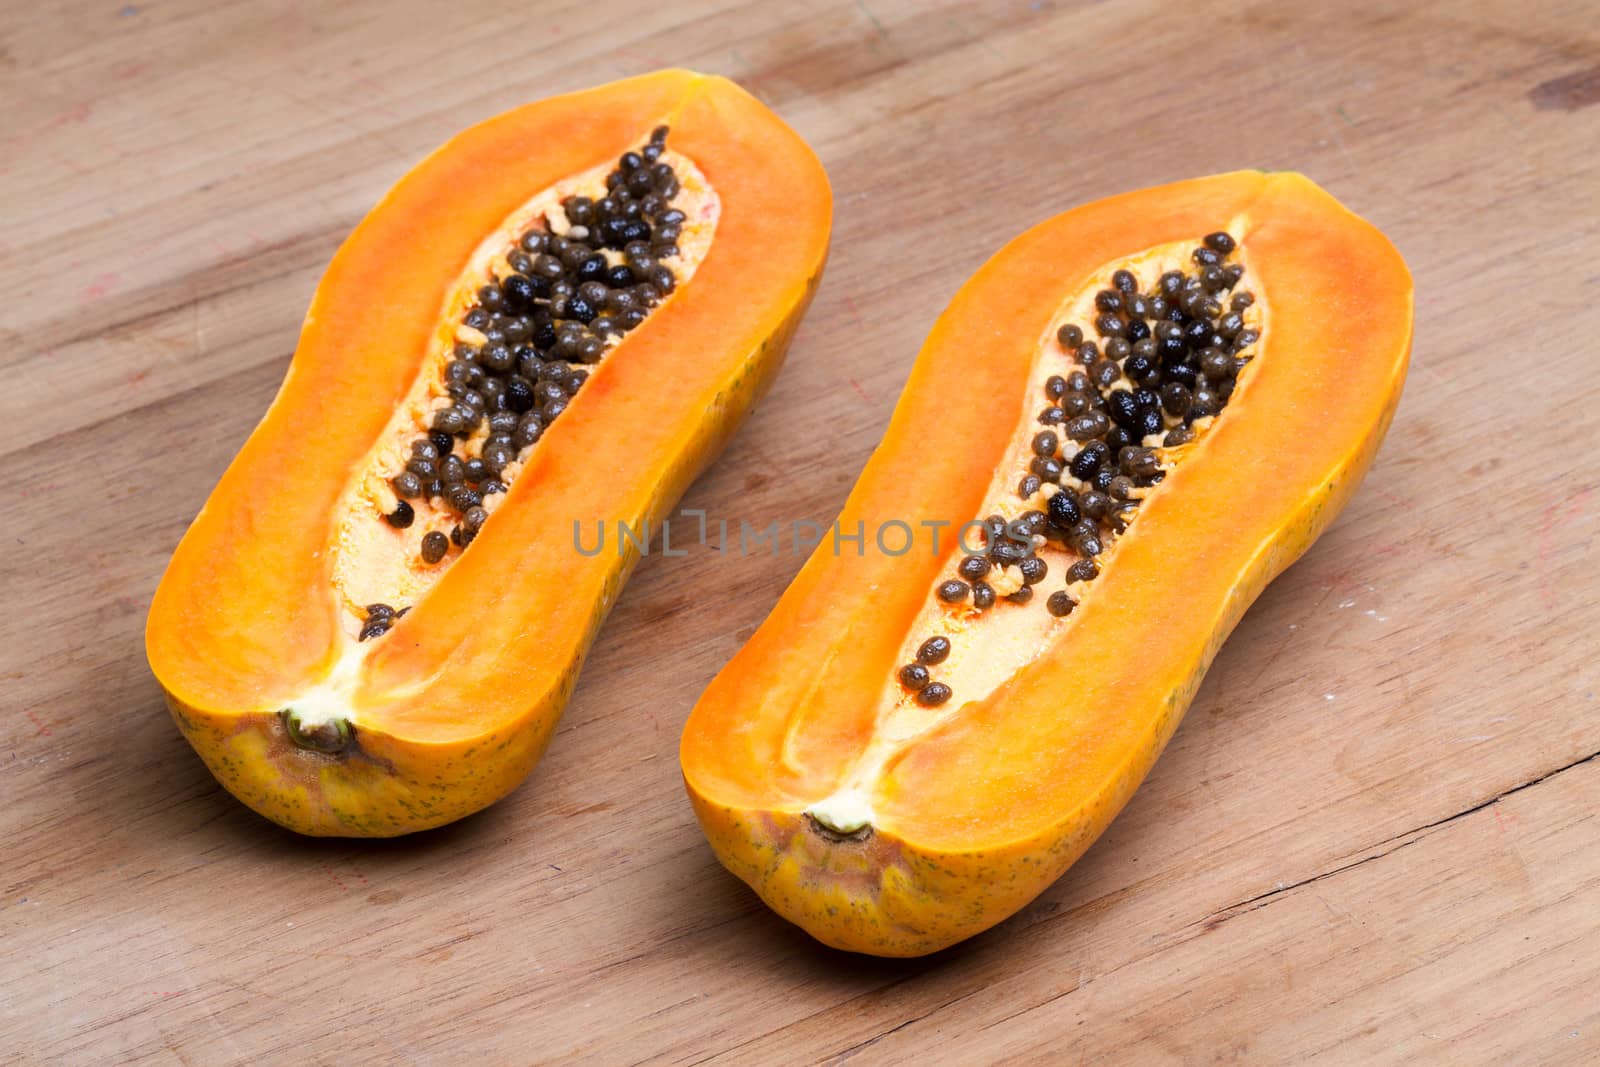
[932,510,1054,619]
[388,126,684,567]
[899,232,1259,706]
[358,602,408,641]
[897,636,954,708]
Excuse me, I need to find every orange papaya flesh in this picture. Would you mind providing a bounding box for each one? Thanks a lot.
[147,70,832,836]
[681,172,1412,956]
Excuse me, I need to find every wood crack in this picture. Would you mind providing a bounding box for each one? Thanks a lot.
[1195,748,1600,930]
[825,987,984,1063]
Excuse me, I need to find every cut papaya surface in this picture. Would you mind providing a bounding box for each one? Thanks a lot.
[147,70,831,836]
[680,172,1411,956]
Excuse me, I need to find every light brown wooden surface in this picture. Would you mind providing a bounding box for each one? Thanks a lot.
[4,0,1598,1062]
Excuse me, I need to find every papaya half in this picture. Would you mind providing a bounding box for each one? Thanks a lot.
[680,172,1412,956]
[147,70,831,836]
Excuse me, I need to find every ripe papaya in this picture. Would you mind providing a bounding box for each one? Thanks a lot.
[147,70,831,836]
[680,172,1411,955]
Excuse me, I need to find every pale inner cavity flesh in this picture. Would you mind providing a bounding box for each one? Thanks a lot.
[283,140,720,733]
[807,232,1265,835]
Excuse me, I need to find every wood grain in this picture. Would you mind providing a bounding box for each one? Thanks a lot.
[4,0,1598,1062]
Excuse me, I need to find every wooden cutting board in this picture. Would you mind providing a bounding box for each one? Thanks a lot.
[4,0,1597,1061]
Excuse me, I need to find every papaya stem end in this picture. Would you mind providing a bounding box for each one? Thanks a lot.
[280,709,354,756]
